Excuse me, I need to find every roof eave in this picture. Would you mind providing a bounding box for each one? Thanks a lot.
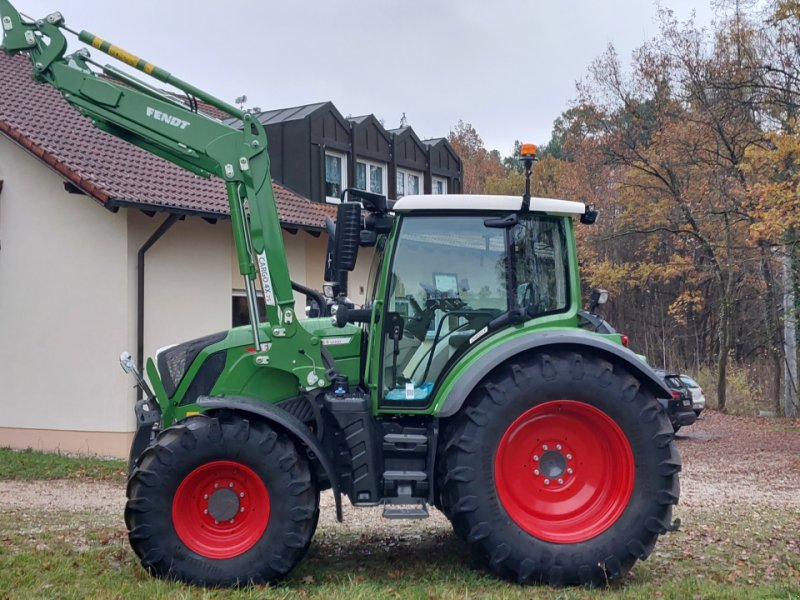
[0,125,112,208]
[107,198,326,232]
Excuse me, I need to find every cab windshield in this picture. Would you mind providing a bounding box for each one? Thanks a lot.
[380,214,569,405]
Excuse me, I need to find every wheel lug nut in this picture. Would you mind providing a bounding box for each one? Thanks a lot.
[214,519,219,524]
[229,519,235,524]
[544,479,550,485]
[533,455,539,461]
[203,509,208,514]
[567,468,573,474]
[566,454,573,460]
[240,507,245,513]
[558,478,564,484]
[214,483,219,489]
[543,444,549,450]
[556,444,562,450]
[203,494,208,500]
[534,469,540,476]
[229,483,234,488]
[240,492,245,497]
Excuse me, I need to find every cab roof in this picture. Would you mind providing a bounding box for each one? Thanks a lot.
[392,194,585,216]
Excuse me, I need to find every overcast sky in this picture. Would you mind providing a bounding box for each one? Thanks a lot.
[22,0,716,155]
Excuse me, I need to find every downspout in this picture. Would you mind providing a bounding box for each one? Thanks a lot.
[137,213,180,393]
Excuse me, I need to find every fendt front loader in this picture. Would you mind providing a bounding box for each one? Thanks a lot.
[1,4,681,587]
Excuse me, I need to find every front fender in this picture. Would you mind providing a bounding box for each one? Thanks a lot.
[197,395,343,522]
[435,329,671,418]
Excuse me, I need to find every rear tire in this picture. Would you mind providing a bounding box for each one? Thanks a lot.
[125,414,319,586]
[439,351,680,586]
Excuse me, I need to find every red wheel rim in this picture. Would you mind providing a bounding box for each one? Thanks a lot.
[172,460,270,559]
[494,400,634,544]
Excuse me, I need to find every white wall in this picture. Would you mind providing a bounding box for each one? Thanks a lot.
[0,137,234,437]
[128,211,233,374]
[0,135,131,432]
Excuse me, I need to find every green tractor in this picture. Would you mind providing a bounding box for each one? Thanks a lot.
[1,4,680,587]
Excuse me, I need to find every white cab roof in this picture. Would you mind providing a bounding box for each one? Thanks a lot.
[392,194,585,216]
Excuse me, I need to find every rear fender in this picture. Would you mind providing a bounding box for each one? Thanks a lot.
[436,329,671,418]
[196,395,343,522]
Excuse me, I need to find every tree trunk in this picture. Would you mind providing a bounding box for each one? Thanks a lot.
[760,247,784,414]
[716,215,736,413]
[717,295,730,412]
[783,242,798,418]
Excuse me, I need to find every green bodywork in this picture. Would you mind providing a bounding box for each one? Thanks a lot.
[155,322,363,424]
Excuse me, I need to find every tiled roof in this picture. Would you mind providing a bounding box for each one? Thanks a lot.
[0,53,336,230]
[223,102,331,128]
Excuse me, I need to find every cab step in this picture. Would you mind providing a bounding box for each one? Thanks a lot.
[383,470,427,481]
[382,504,429,520]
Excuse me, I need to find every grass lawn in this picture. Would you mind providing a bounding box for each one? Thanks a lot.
[0,450,798,599]
[0,447,127,482]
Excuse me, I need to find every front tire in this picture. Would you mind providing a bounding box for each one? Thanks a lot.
[125,414,319,586]
[440,351,680,586]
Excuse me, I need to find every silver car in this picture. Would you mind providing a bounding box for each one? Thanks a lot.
[680,374,706,416]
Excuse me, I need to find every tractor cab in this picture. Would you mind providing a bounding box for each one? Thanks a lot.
[374,196,584,409]
[330,191,586,411]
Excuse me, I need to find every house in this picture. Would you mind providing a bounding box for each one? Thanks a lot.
[233,103,463,204]
[423,137,462,195]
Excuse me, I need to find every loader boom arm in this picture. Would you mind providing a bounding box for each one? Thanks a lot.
[0,2,299,348]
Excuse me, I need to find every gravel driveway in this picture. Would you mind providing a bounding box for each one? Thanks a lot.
[1,411,797,531]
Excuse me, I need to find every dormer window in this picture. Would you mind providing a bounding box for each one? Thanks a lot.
[355,159,387,195]
[433,177,447,195]
[397,169,422,198]
[325,151,347,202]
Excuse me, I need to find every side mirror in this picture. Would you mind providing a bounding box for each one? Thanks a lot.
[580,205,599,225]
[334,202,361,271]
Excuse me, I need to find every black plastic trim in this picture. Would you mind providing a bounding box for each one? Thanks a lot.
[158,331,227,398]
[179,351,226,406]
[438,329,672,418]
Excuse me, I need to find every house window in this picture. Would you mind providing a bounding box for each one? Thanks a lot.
[397,169,422,198]
[433,177,447,195]
[325,151,347,202]
[355,159,387,195]
[232,291,265,327]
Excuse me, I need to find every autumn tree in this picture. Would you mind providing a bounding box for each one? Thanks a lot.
[447,121,504,193]
[539,6,782,411]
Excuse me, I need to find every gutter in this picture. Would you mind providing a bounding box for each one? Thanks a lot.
[108,197,327,233]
